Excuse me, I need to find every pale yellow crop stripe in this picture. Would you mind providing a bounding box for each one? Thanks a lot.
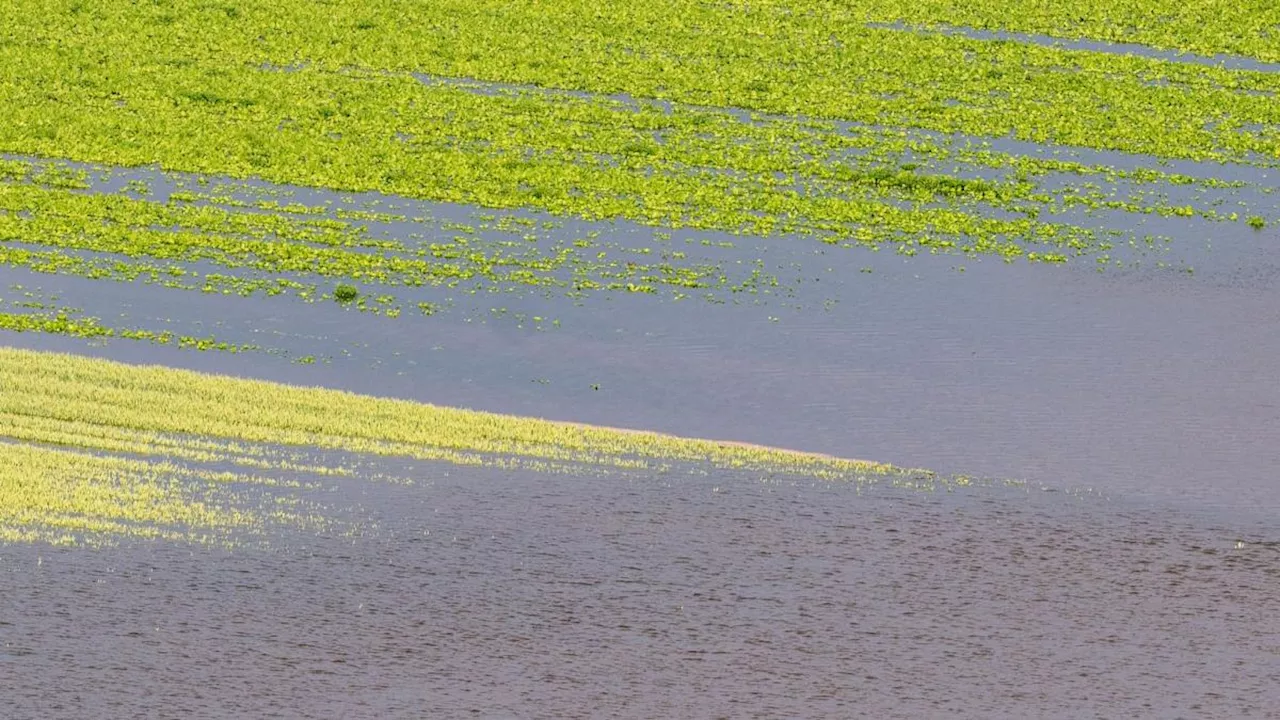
[0,346,904,478]
[0,441,268,546]
[0,345,922,545]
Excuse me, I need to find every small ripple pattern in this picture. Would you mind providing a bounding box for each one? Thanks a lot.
[2,467,1276,719]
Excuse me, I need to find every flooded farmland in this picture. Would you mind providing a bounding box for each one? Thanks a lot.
[2,1,1279,717]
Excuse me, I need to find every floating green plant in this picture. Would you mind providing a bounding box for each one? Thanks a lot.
[334,283,359,302]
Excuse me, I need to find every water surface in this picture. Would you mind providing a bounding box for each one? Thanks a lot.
[2,469,1275,719]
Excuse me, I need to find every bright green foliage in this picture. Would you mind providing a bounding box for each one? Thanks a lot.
[848,0,1280,64]
[0,0,1274,273]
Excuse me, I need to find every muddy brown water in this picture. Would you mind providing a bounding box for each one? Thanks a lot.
[3,147,1280,715]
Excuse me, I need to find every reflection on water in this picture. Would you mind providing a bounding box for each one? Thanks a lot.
[2,470,1274,718]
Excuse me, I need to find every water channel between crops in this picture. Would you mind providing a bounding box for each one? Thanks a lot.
[3,149,1280,716]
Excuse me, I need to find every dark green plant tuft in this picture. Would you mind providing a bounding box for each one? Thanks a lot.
[334,284,358,302]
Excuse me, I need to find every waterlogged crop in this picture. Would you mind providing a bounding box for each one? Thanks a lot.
[0,346,909,478]
[0,0,1275,359]
[0,156,798,330]
[1,0,1275,274]
[0,441,319,546]
[0,293,260,353]
[0,346,942,545]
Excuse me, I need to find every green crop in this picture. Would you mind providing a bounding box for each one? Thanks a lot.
[2,0,1274,277]
[847,0,1280,64]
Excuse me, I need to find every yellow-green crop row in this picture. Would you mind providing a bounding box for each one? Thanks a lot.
[0,346,910,477]
[0,439,317,546]
[1,345,939,545]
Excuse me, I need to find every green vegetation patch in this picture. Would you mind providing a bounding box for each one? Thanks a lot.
[847,0,1280,65]
[1,0,1276,277]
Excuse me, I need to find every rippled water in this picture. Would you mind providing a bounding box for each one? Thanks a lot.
[2,468,1275,719]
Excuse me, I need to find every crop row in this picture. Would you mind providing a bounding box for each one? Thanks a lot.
[1,346,915,481]
[0,345,947,544]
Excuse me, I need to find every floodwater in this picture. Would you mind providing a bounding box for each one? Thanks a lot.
[3,131,1280,714]
[2,468,1277,719]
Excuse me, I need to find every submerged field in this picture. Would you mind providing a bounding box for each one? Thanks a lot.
[2,2,1279,717]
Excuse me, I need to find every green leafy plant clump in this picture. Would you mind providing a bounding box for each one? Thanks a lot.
[334,283,359,302]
